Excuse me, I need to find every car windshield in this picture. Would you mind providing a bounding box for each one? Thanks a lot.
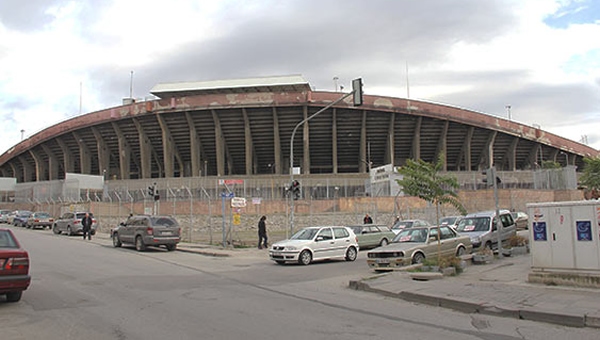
[0,230,18,248]
[291,228,318,240]
[392,228,428,243]
[456,217,490,232]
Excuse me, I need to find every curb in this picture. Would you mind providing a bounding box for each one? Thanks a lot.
[176,247,231,257]
[349,279,598,329]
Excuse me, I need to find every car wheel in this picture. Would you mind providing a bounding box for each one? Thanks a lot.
[412,252,425,264]
[484,242,493,252]
[275,260,286,265]
[67,226,73,236]
[456,246,466,256]
[380,238,389,247]
[135,236,146,252]
[6,291,22,302]
[112,233,122,247]
[52,225,61,234]
[298,250,312,265]
[345,246,358,261]
[166,244,177,251]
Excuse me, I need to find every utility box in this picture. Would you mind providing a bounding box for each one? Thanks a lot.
[527,200,600,272]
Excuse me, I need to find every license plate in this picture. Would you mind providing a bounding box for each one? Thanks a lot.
[375,258,390,264]
[161,231,172,236]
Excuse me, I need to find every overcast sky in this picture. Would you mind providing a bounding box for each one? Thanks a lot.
[1,0,599,155]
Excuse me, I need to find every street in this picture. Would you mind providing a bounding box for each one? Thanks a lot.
[2,226,598,340]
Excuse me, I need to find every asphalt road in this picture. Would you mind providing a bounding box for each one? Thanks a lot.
[2,226,599,340]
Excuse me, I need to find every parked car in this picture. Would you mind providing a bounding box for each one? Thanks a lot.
[0,210,12,224]
[12,211,33,227]
[367,225,472,271]
[0,228,31,302]
[511,211,529,230]
[112,215,180,251]
[27,212,54,229]
[269,226,359,265]
[53,212,97,236]
[439,215,464,229]
[455,209,516,251]
[391,219,431,234]
[6,210,19,224]
[347,224,396,249]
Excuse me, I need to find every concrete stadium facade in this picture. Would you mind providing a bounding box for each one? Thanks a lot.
[1,75,597,184]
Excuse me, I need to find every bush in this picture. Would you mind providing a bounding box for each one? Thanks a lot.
[508,234,528,247]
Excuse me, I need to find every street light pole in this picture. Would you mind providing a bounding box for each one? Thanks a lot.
[289,91,355,236]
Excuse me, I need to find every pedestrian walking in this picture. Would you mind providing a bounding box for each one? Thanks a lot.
[258,215,268,249]
[363,213,373,224]
[82,212,93,240]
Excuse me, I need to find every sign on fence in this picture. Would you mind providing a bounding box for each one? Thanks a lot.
[231,197,247,208]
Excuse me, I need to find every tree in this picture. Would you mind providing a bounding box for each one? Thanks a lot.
[580,156,600,199]
[541,160,561,169]
[395,153,467,261]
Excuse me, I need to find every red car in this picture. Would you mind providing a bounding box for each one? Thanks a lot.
[0,228,31,302]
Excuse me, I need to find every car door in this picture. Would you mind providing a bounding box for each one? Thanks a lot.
[332,227,353,257]
[438,226,458,257]
[57,213,71,232]
[312,227,335,260]
[499,213,516,241]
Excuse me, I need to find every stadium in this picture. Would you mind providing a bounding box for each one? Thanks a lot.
[1,75,597,182]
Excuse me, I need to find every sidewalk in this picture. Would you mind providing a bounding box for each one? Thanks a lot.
[349,254,600,329]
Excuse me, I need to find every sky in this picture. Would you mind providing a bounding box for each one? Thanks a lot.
[1,0,599,155]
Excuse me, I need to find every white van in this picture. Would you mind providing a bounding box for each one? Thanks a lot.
[455,209,516,251]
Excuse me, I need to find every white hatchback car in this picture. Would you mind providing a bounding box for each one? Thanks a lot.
[269,226,359,265]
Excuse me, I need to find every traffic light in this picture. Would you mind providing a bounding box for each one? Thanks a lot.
[290,180,301,200]
[482,167,501,186]
[352,78,363,106]
[148,185,155,196]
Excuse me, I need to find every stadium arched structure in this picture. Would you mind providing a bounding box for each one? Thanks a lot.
[0,75,597,184]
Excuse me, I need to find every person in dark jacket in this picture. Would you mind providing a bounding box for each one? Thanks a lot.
[258,215,268,249]
[82,212,93,240]
[363,213,373,224]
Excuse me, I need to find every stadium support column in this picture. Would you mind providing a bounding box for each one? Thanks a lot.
[242,108,254,175]
[92,127,110,178]
[73,131,91,175]
[29,149,47,181]
[385,114,395,166]
[302,105,310,174]
[480,130,497,169]
[133,118,152,179]
[18,156,33,182]
[211,109,225,177]
[41,145,59,180]
[507,137,518,171]
[410,116,421,160]
[112,122,131,180]
[332,108,338,174]
[272,107,282,175]
[56,138,74,173]
[359,110,367,173]
[157,115,175,178]
[435,121,449,171]
[185,112,202,177]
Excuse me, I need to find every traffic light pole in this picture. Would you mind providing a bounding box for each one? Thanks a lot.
[289,91,355,237]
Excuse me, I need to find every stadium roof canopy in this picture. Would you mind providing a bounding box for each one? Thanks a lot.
[0,75,597,183]
[150,75,311,97]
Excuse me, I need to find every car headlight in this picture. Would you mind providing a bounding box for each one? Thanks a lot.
[471,236,481,244]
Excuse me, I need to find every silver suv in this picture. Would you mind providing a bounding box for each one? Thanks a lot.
[111,215,180,252]
[455,210,516,251]
[53,212,98,236]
